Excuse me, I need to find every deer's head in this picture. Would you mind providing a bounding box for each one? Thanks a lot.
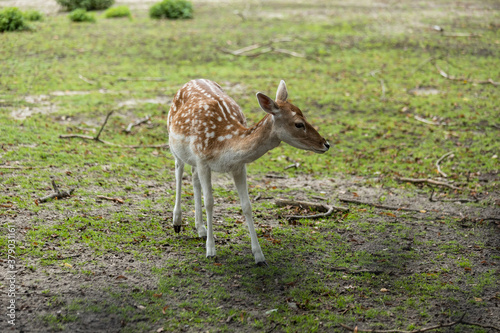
[256,80,330,154]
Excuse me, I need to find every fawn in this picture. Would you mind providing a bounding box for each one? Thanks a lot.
[167,79,329,265]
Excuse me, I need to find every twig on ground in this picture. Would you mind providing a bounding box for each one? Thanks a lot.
[284,163,300,170]
[42,254,82,261]
[276,198,348,221]
[95,110,113,141]
[338,198,425,213]
[78,74,96,85]
[0,166,35,169]
[397,177,462,190]
[37,178,76,203]
[460,320,500,332]
[310,195,328,201]
[96,195,124,204]
[58,111,169,149]
[414,115,441,126]
[117,77,168,82]
[442,32,481,38]
[330,267,384,275]
[369,70,387,100]
[434,62,499,86]
[265,174,287,179]
[435,151,454,178]
[124,115,151,133]
[220,39,305,58]
[339,313,499,332]
[429,187,478,203]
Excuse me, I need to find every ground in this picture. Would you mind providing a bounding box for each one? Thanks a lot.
[0,0,499,332]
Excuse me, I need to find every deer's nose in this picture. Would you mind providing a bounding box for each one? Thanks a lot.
[324,141,330,150]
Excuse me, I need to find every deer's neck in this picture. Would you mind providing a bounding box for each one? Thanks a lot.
[234,114,280,164]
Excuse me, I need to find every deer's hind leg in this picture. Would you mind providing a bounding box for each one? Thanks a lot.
[172,158,184,233]
[196,163,216,258]
[191,166,207,238]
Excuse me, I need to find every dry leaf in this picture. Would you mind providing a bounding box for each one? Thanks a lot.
[474,297,483,302]
[62,263,72,268]
[380,288,389,292]
[162,305,169,314]
[115,275,128,280]
[153,293,163,298]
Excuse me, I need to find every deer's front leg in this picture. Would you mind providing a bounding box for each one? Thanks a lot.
[197,164,216,258]
[191,166,207,238]
[232,166,266,265]
[172,159,184,233]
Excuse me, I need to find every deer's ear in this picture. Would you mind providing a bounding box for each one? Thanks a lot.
[256,92,279,115]
[276,80,288,102]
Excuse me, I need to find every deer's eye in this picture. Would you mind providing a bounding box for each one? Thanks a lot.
[295,123,305,129]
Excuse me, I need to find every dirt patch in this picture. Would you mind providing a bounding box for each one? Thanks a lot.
[3,170,499,332]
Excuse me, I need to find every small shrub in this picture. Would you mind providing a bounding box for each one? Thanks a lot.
[68,8,96,23]
[0,7,30,32]
[56,0,114,11]
[23,10,44,21]
[104,6,131,19]
[149,0,193,20]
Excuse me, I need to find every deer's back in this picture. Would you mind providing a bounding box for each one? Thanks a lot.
[167,79,248,164]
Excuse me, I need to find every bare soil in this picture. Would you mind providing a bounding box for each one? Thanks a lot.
[2,170,499,332]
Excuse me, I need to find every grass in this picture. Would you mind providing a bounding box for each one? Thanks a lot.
[0,0,499,332]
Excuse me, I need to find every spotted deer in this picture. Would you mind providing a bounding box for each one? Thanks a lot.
[167,79,329,265]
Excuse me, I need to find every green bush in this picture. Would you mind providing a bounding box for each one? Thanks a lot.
[56,0,114,11]
[23,10,44,21]
[104,6,131,19]
[68,8,96,23]
[149,0,193,20]
[0,7,30,32]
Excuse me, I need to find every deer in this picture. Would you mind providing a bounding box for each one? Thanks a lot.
[167,79,330,266]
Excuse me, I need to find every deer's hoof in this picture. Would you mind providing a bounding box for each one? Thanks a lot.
[256,261,268,267]
[174,225,182,233]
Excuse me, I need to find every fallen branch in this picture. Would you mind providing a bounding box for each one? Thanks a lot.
[96,195,124,204]
[339,314,499,332]
[435,152,454,177]
[117,77,168,82]
[0,166,35,169]
[37,178,76,203]
[124,115,151,133]
[276,198,348,221]
[397,177,462,190]
[58,111,169,149]
[414,115,441,126]
[331,267,384,275]
[443,32,481,38]
[284,163,300,170]
[78,74,96,85]
[41,254,82,261]
[338,198,425,213]
[429,187,478,203]
[369,70,387,100]
[434,63,499,86]
[220,39,305,58]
